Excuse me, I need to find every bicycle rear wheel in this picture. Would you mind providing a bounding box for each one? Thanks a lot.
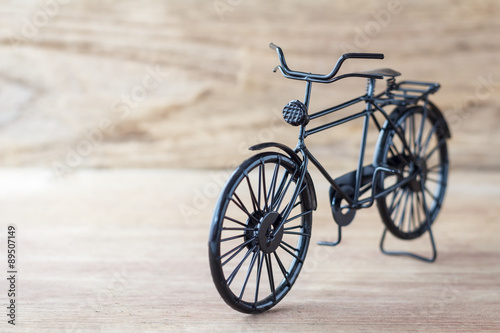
[208,152,313,313]
[374,105,449,239]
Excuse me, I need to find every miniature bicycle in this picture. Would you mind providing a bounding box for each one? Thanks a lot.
[208,43,450,313]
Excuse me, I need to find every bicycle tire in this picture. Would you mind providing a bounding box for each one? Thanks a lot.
[208,152,314,313]
[374,105,449,239]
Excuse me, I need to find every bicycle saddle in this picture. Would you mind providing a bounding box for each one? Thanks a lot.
[358,68,401,78]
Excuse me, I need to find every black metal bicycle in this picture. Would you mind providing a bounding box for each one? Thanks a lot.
[208,43,450,314]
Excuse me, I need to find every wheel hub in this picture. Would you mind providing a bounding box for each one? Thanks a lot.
[408,157,427,192]
[245,212,262,249]
[257,212,283,254]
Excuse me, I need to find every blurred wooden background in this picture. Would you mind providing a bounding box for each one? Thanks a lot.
[0,0,499,172]
[0,1,499,332]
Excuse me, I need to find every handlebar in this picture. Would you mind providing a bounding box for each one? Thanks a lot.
[269,43,384,83]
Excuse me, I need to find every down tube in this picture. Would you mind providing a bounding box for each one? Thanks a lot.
[353,113,371,203]
[304,148,353,206]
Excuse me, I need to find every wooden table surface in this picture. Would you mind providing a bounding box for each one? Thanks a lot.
[0,0,499,331]
[0,168,498,332]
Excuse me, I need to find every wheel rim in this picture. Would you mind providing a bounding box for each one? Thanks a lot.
[209,153,312,313]
[377,106,448,239]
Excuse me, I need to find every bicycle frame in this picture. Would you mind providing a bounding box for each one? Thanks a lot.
[253,43,450,257]
[293,79,392,206]
[265,69,449,244]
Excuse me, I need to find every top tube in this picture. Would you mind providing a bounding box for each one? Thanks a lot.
[269,43,385,83]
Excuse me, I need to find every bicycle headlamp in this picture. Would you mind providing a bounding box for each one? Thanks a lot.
[283,99,309,126]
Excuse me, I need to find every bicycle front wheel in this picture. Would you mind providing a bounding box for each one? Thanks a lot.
[208,152,313,313]
[374,105,449,239]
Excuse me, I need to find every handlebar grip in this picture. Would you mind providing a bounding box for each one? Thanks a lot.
[344,53,384,60]
[269,42,279,50]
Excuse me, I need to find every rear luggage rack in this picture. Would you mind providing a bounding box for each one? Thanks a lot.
[380,79,440,105]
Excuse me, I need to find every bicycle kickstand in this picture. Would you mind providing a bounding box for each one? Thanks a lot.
[380,176,438,262]
[318,224,342,246]
[379,221,437,262]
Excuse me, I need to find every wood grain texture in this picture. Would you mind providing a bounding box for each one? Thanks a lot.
[0,168,499,332]
[0,0,499,331]
[0,0,499,171]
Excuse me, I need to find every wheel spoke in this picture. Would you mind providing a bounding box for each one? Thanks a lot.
[224,216,249,228]
[387,186,403,214]
[222,227,257,231]
[273,170,297,212]
[257,164,262,210]
[284,210,312,224]
[221,234,246,242]
[231,194,258,223]
[426,177,446,185]
[398,188,411,230]
[427,163,442,172]
[279,183,307,217]
[245,173,260,214]
[279,244,303,263]
[227,245,257,286]
[390,186,407,219]
[281,240,299,252]
[219,237,256,264]
[254,251,265,305]
[414,191,422,227]
[418,188,429,215]
[415,191,424,228]
[396,117,407,155]
[284,225,302,231]
[264,253,276,302]
[424,185,439,203]
[273,252,291,286]
[421,121,439,156]
[396,119,414,158]
[283,231,311,238]
[409,112,417,154]
[419,178,432,227]
[408,191,416,232]
[271,170,290,210]
[280,184,307,215]
[238,249,259,301]
[291,201,302,209]
[267,157,281,210]
[388,135,410,166]
[425,138,446,161]
[260,160,269,211]
[416,107,428,155]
